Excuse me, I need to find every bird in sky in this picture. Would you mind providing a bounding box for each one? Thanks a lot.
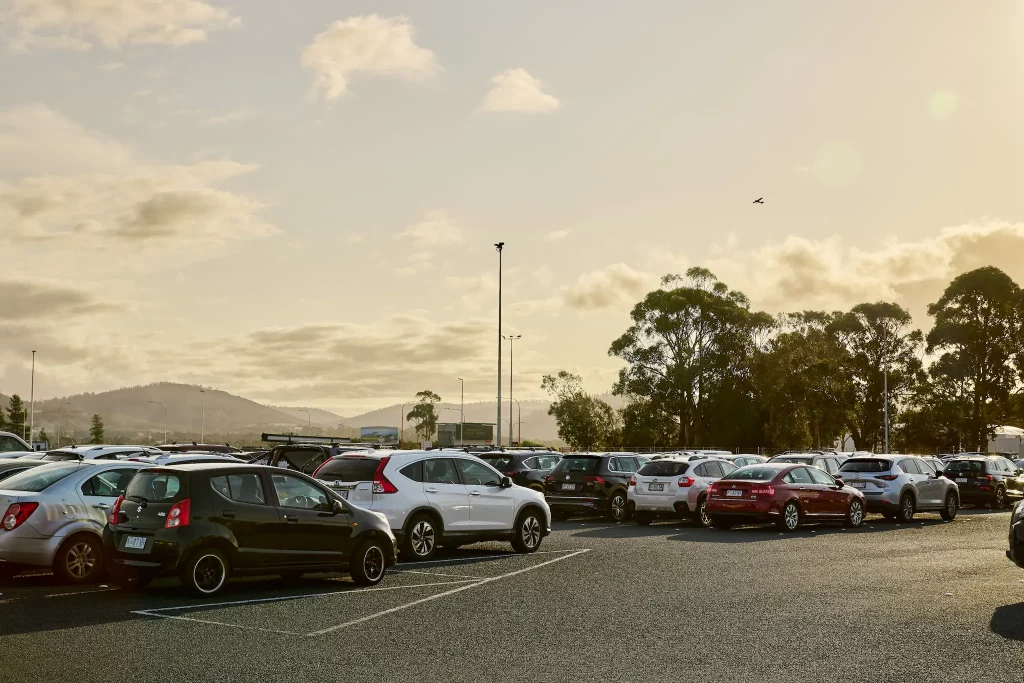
[753,197,764,204]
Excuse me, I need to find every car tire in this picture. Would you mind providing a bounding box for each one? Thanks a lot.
[511,508,544,554]
[940,492,958,521]
[350,539,387,586]
[712,518,734,530]
[897,493,915,523]
[54,534,104,584]
[634,512,652,526]
[693,495,712,528]
[777,502,800,531]
[180,548,231,597]
[844,499,864,528]
[607,491,628,523]
[993,486,1007,510]
[402,514,439,561]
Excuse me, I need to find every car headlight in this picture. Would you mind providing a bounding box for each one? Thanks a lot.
[1013,502,1024,524]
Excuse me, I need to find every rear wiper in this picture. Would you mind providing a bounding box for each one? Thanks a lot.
[126,495,149,503]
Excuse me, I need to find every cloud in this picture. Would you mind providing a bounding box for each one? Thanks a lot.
[99,62,126,72]
[543,229,570,242]
[0,280,113,320]
[301,14,438,102]
[205,107,255,125]
[563,263,656,310]
[479,68,559,114]
[397,211,462,248]
[3,0,240,51]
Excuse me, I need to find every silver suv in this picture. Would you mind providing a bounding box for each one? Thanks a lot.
[838,455,959,522]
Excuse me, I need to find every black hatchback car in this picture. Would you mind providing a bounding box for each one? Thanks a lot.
[543,453,641,522]
[103,463,396,596]
[478,452,562,493]
[943,456,1023,508]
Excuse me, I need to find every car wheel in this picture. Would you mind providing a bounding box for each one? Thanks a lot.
[845,498,864,528]
[402,514,439,561]
[634,512,652,526]
[511,509,544,553]
[897,493,915,522]
[350,539,387,586]
[994,487,1007,510]
[777,502,800,531]
[607,492,627,523]
[180,548,230,597]
[54,535,103,584]
[712,518,734,530]
[940,492,958,521]
[109,565,153,592]
[693,496,712,528]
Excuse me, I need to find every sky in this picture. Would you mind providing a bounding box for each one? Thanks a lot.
[1,0,1022,415]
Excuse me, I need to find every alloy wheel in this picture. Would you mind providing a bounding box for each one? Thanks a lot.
[66,542,97,579]
[947,496,957,516]
[521,516,541,549]
[611,495,626,521]
[363,546,384,582]
[193,554,226,594]
[411,520,435,556]
[995,488,1005,508]
[849,500,863,526]
[784,504,799,530]
[902,496,914,520]
[699,501,711,527]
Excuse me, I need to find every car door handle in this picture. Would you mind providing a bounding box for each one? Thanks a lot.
[223,511,236,519]
[425,488,438,494]
[93,503,111,510]
[470,491,482,496]
[284,514,299,522]
[798,488,809,492]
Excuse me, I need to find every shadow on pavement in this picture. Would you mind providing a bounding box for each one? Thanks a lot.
[991,603,1024,641]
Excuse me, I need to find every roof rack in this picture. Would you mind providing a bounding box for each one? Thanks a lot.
[261,432,355,446]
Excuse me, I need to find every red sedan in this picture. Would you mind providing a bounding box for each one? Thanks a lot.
[707,463,866,531]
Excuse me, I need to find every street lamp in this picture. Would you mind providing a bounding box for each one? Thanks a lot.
[199,388,206,443]
[400,402,412,446]
[57,402,70,447]
[503,334,521,446]
[298,409,310,434]
[495,241,504,451]
[149,401,167,444]
[28,350,36,444]
[499,418,511,447]
[498,396,523,447]
[457,377,464,446]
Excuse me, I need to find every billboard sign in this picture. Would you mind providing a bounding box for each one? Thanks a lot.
[359,426,399,446]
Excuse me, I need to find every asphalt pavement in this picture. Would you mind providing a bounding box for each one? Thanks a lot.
[1,508,1022,682]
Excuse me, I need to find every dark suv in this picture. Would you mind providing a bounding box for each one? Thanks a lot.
[944,456,1023,508]
[544,453,640,522]
[478,452,562,493]
[251,444,371,476]
[103,463,396,596]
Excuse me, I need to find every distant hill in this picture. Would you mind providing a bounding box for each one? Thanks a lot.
[270,405,349,430]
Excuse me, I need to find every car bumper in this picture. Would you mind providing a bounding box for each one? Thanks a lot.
[0,529,61,568]
[707,498,776,520]
[102,527,184,576]
[546,496,607,512]
[627,492,690,514]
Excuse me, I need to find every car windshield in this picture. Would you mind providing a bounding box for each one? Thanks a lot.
[839,459,892,473]
[637,461,689,476]
[0,463,83,492]
[772,456,813,465]
[555,457,600,473]
[723,467,778,481]
[945,460,985,473]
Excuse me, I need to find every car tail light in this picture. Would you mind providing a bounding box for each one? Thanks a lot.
[109,495,124,525]
[544,474,553,482]
[985,475,995,482]
[628,475,636,487]
[677,477,695,487]
[311,459,331,478]
[584,475,606,486]
[372,456,398,494]
[2,502,38,531]
[708,483,719,495]
[164,499,191,528]
[876,474,899,481]
[751,486,775,496]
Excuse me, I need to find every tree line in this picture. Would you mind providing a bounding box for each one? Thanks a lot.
[0,393,105,445]
[543,266,1024,454]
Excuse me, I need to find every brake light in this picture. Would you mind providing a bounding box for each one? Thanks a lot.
[164,498,191,528]
[677,477,695,487]
[584,475,606,486]
[544,474,553,482]
[372,456,398,494]
[876,474,898,481]
[507,471,522,477]
[109,495,124,525]
[312,459,329,478]
[2,502,38,531]
[751,486,775,496]
[628,476,636,487]
[985,475,995,482]
[708,483,719,495]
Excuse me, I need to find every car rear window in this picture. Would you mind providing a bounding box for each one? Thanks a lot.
[945,460,985,473]
[554,457,600,473]
[481,457,517,472]
[772,456,813,465]
[637,461,690,476]
[125,472,187,503]
[40,452,79,462]
[724,467,778,481]
[315,457,381,481]
[839,459,892,473]
[0,463,83,491]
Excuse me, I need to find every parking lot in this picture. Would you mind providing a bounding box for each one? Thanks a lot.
[1,508,1022,682]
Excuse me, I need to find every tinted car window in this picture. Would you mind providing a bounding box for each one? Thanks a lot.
[807,467,834,485]
[534,455,561,470]
[720,461,737,476]
[315,457,380,481]
[81,469,137,497]
[279,448,328,475]
[822,458,839,474]
[270,473,331,511]
[456,459,501,486]
[481,456,516,472]
[772,456,813,465]
[0,467,31,481]
[423,458,460,485]
[786,467,814,484]
[704,461,724,477]
[211,474,267,505]
[840,459,891,473]
[0,464,82,491]
[400,461,424,482]
[125,472,186,502]
[0,436,26,453]
[693,464,708,477]
[726,467,778,481]
[555,457,600,474]
[945,460,984,473]
[637,461,690,476]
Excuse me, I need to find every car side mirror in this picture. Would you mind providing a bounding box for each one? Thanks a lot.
[500,476,513,488]
[333,499,347,514]
[833,478,844,488]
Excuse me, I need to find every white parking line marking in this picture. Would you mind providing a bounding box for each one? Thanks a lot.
[130,611,304,636]
[391,569,481,579]
[307,549,591,637]
[45,587,120,598]
[399,548,578,566]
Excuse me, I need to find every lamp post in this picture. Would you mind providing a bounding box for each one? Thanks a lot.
[511,397,522,445]
[298,409,310,434]
[400,402,412,446]
[200,388,206,442]
[57,402,70,447]
[494,241,504,451]
[457,377,464,446]
[503,334,521,447]
[149,401,167,444]
[499,418,511,446]
[28,350,36,444]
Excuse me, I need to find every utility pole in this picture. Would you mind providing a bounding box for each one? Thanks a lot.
[28,350,36,444]
[494,242,504,449]
[457,378,464,446]
[883,366,889,453]
[400,402,412,446]
[57,402,70,447]
[504,334,521,446]
[200,388,206,443]
[299,409,310,434]
[149,401,167,444]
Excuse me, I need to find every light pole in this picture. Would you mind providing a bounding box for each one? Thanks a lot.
[457,377,464,446]
[298,409,310,434]
[503,334,521,445]
[400,402,412,446]
[495,241,504,451]
[200,388,206,442]
[883,365,889,453]
[511,397,522,445]
[57,402,70,447]
[28,350,36,444]
[499,418,511,446]
[149,401,167,444]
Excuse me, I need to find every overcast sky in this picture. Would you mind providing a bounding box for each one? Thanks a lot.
[1,0,1022,415]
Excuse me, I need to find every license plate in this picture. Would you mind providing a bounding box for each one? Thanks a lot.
[648,483,664,491]
[124,536,146,550]
[852,482,866,488]
[561,483,576,491]
[956,477,968,483]
[339,490,349,500]
[726,489,743,497]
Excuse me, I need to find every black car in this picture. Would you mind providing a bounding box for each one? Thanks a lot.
[944,456,1023,508]
[103,463,396,596]
[251,444,358,475]
[1008,501,1024,569]
[544,453,640,522]
[478,452,562,493]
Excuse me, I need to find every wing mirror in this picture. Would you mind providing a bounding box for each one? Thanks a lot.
[500,476,513,488]
[833,478,844,488]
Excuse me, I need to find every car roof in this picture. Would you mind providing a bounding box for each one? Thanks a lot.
[156,462,269,472]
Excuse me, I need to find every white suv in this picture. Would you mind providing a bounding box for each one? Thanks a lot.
[627,456,737,527]
[312,450,551,560]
